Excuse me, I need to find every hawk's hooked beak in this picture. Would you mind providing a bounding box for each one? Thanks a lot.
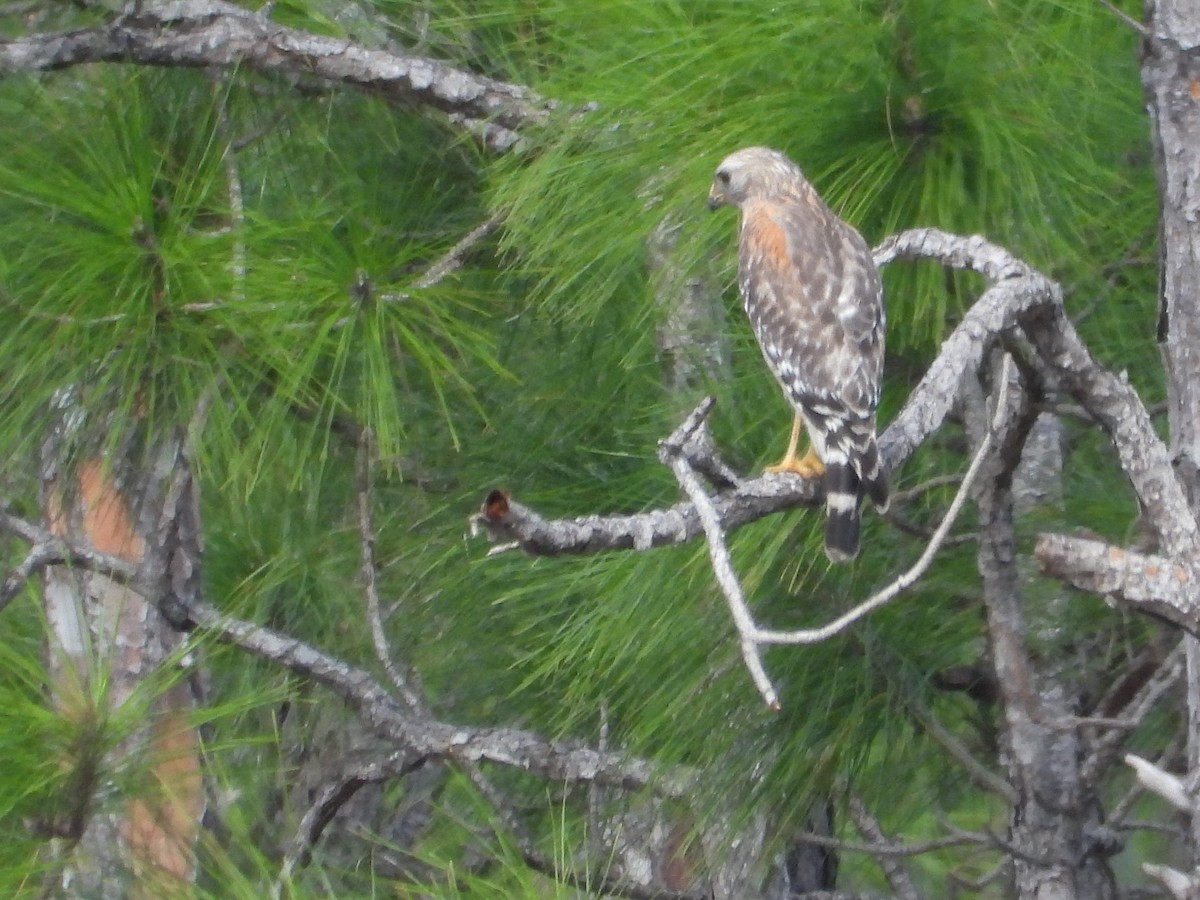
[707,185,726,211]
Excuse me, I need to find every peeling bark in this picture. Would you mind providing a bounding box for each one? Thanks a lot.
[1142,0,1200,866]
[39,394,204,896]
[971,363,1115,900]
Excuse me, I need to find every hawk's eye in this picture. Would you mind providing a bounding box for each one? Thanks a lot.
[715,170,731,185]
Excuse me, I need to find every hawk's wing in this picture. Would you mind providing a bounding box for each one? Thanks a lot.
[737,197,884,426]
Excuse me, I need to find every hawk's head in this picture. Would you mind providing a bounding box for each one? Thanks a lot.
[707,146,804,210]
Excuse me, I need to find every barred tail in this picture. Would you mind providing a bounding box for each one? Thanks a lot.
[823,460,861,563]
[858,437,889,514]
[821,434,888,563]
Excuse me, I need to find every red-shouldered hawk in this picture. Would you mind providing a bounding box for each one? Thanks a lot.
[708,146,888,562]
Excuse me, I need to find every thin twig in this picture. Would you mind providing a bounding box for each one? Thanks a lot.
[1,543,65,612]
[755,357,1013,648]
[949,860,1007,892]
[1095,0,1150,37]
[789,825,989,858]
[659,398,780,708]
[213,76,248,303]
[356,431,426,712]
[847,794,921,900]
[882,505,978,547]
[888,473,964,504]
[412,214,502,290]
[911,705,1017,803]
[0,509,139,613]
[272,750,427,897]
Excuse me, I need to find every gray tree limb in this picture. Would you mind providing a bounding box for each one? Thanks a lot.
[1035,534,1198,634]
[0,0,553,151]
[184,594,697,796]
[473,228,1060,555]
[0,510,696,801]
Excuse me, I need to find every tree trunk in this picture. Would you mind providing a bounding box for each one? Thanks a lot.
[969,358,1115,900]
[1141,0,1200,863]
[40,392,204,897]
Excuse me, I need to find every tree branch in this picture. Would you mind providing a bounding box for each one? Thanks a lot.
[1035,533,1200,635]
[474,228,1058,556]
[1125,753,1193,813]
[0,507,139,612]
[1018,302,1200,563]
[273,750,428,895]
[847,794,921,900]
[0,0,553,152]
[183,594,696,792]
[356,432,427,711]
[657,398,780,708]
[0,506,696,802]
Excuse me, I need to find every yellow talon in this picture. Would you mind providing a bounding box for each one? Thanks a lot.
[764,413,824,478]
[766,446,824,478]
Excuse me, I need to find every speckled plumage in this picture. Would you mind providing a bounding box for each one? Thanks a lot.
[708,146,887,561]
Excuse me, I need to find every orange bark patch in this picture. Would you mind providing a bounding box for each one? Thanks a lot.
[77,459,145,560]
[123,695,204,893]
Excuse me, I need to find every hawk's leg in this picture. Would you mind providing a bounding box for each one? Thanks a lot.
[764,412,824,478]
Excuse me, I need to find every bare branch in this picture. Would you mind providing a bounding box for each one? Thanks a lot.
[847,795,920,900]
[0,504,694,801]
[0,0,553,152]
[658,399,780,708]
[1110,728,1186,826]
[655,358,1007,708]
[1019,306,1200,563]
[0,508,139,612]
[356,431,426,711]
[887,473,963,504]
[183,596,698,795]
[1143,863,1199,900]
[1080,642,1185,787]
[273,750,427,896]
[1125,753,1193,813]
[411,214,502,290]
[1035,533,1200,635]
[789,824,989,858]
[911,705,1017,803]
[751,356,1011,648]
[1094,0,1151,37]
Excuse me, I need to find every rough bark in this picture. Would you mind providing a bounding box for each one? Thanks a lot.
[1035,534,1196,630]
[970,361,1114,900]
[1143,0,1200,867]
[39,394,204,896]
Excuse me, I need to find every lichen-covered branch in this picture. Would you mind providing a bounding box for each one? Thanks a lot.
[183,595,696,796]
[0,0,553,152]
[1035,534,1198,634]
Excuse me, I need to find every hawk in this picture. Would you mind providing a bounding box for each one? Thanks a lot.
[707,146,888,562]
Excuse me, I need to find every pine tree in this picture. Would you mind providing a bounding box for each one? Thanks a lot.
[1,1,1192,897]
